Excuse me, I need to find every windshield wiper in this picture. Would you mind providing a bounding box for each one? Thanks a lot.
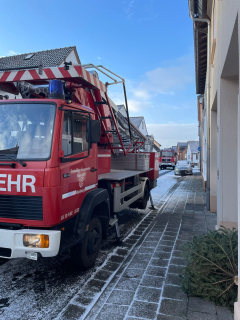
[0,154,27,167]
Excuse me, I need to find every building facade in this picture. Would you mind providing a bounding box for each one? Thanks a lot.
[177,142,187,160]
[186,141,199,166]
[188,0,240,317]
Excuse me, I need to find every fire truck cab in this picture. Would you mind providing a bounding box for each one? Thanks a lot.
[159,149,176,170]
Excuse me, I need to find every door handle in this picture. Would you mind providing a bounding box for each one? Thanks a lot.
[90,168,97,172]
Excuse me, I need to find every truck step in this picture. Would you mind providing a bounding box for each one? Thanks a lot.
[109,215,121,240]
[109,217,118,226]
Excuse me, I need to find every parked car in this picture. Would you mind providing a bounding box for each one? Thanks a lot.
[174,161,193,176]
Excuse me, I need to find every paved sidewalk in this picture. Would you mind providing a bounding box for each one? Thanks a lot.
[59,174,233,320]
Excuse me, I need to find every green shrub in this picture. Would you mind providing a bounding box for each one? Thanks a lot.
[180,227,238,311]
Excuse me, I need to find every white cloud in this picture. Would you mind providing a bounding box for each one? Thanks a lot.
[128,99,153,113]
[124,0,135,19]
[0,50,19,58]
[147,123,198,148]
[8,50,18,56]
[97,57,101,60]
[131,54,194,98]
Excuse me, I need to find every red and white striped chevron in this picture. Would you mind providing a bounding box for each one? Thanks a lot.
[0,65,107,92]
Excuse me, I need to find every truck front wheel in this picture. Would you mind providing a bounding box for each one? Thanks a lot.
[70,217,102,269]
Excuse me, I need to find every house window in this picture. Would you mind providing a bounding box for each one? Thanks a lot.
[196,154,198,160]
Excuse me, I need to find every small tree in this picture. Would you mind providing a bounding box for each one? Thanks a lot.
[180,227,238,311]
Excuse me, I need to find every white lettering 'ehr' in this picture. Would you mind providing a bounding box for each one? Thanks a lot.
[22,175,36,193]
[8,174,21,192]
[0,174,7,191]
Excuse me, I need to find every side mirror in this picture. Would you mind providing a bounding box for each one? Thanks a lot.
[90,120,100,144]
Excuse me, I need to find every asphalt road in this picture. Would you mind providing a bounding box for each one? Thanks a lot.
[0,170,179,320]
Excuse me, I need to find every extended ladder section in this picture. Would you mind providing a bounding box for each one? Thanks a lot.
[0,63,147,155]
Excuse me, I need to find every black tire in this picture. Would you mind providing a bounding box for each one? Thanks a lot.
[138,184,149,209]
[70,217,102,269]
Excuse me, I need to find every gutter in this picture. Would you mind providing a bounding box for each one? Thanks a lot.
[189,13,211,210]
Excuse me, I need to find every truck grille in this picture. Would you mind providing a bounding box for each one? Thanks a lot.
[0,195,43,221]
[0,247,11,258]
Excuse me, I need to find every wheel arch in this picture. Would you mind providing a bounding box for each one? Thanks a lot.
[74,188,110,240]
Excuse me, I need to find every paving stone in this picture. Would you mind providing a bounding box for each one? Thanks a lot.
[125,239,138,245]
[102,262,120,272]
[97,304,128,320]
[162,284,187,301]
[188,297,216,314]
[187,311,217,320]
[94,269,113,282]
[128,259,149,269]
[146,235,162,241]
[160,298,187,317]
[153,251,171,259]
[109,255,125,264]
[141,275,164,288]
[116,248,129,256]
[141,241,159,248]
[216,306,233,320]
[170,257,187,266]
[165,273,181,286]
[172,250,183,258]
[157,314,185,320]
[116,278,141,291]
[128,300,158,319]
[162,235,176,241]
[136,286,161,303]
[106,290,135,305]
[129,235,141,240]
[150,258,169,267]
[122,268,145,279]
[156,246,173,253]
[164,232,178,237]
[84,279,106,293]
[133,253,153,261]
[146,265,167,277]
[160,240,175,247]
[75,291,94,306]
[61,304,86,320]
[168,263,184,274]
[138,247,156,254]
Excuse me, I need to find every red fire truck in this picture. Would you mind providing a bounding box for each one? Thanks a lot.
[159,149,176,170]
[0,58,159,268]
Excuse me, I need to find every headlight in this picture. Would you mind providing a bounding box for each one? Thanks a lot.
[23,234,49,248]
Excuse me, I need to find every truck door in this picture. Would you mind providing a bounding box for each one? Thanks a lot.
[59,110,98,223]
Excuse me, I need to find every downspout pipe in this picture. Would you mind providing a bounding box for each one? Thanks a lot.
[197,94,204,173]
[189,14,211,210]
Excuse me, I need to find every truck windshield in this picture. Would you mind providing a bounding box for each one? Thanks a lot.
[162,151,173,157]
[0,103,55,160]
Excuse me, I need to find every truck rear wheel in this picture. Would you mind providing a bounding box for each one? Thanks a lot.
[70,217,102,269]
[138,184,150,209]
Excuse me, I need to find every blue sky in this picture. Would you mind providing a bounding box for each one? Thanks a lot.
[0,0,198,148]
